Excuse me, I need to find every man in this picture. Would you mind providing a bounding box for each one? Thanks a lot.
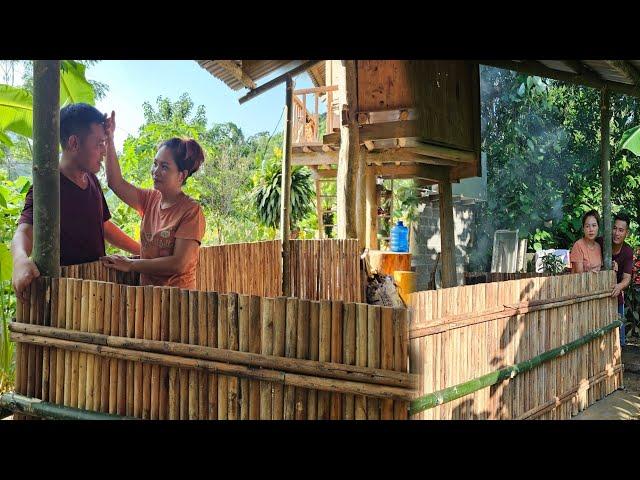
[597,212,633,346]
[11,103,140,302]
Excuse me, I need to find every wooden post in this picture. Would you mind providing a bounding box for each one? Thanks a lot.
[600,87,612,270]
[281,75,293,297]
[356,147,367,249]
[438,181,457,288]
[365,165,378,249]
[32,60,60,278]
[336,60,360,239]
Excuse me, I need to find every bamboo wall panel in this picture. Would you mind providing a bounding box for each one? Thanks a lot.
[12,276,410,420]
[409,271,622,420]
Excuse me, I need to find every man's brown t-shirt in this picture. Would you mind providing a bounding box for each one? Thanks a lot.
[18,172,111,266]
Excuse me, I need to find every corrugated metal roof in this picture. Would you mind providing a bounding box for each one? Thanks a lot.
[197,60,321,91]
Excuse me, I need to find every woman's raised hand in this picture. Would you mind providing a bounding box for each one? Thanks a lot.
[104,110,116,140]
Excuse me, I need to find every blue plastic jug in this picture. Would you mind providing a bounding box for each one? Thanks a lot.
[390,220,409,252]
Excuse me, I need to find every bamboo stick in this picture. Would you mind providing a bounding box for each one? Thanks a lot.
[93,282,105,412]
[239,295,250,420]
[342,303,356,420]
[380,307,394,419]
[271,297,286,420]
[125,285,135,416]
[197,290,209,420]
[159,287,170,419]
[260,298,274,420]
[150,287,161,420]
[295,299,310,420]
[217,294,228,420]
[206,291,218,420]
[55,277,66,405]
[307,301,319,420]
[77,280,90,410]
[108,282,120,415]
[249,295,261,420]
[179,289,190,420]
[188,290,199,420]
[227,293,239,420]
[367,305,380,420]
[284,298,298,420]
[168,287,180,420]
[142,285,153,419]
[330,300,343,419]
[100,282,112,413]
[318,300,331,419]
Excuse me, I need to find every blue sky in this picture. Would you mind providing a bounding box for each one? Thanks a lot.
[89,60,316,151]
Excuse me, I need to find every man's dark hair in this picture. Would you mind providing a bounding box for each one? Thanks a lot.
[582,209,600,227]
[60,103,105,149]
[614,212,631,229]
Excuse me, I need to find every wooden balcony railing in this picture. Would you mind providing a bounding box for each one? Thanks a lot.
[292,85,338,146]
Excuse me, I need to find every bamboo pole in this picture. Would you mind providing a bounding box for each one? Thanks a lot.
[284,298,298,420]
[217,294,228,420]
[227,293,239,420]
[281,75,294,297]
[0,392,136,420]
[601,87,612,270]
[318,300,331,419]
[168,288,180,420]
[207,291,218,420]
[142,285,153,419]
[295,300,310,420]
[380,307,394,419]
[239,295,250,420]
[367,305,381,419]
[32,60,60,279]
[179,290,190,419]
[260,298,274,420]
[100,282,112,413]
[55,278,66,405]
[271,297,286,419]
[196,290,209,420]
[109,282,120,415]
[150,287,161,419]
[330,300,343,419]
[188,290,199,420]
[249,295,261,420]
[12,332,413,401]
[159,287,170,419]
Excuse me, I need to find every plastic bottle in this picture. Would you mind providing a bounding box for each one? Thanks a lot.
[390,220,409,252]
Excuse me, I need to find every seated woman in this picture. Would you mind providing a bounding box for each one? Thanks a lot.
[570,209,603,273]
[100,111,206,289]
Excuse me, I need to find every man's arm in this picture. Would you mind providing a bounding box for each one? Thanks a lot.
[612,272,632,298]
[104,220,140,256]
[10,223,40,302]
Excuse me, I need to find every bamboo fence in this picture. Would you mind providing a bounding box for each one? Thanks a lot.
[195,240,362,302]
[11,276,411,420]
[409,271,622,420]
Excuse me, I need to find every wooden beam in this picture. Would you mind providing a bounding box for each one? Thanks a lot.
[280,76,294,296]
[323,131,340,144]
[359,120,420,142]
[604,60,640,86]
[356,146,367,249]
[481,60,640,98]
[292,151,337,166]
[438,182,457,288]
[371,164,451,182]
[292,85,338,95]
[214,60,257,89]
[239,60,323,104]
[364,140,375,151]
[403,139,476,164]
[336,60,360,239]
[32,60,60,278]
[558,60,584,74]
